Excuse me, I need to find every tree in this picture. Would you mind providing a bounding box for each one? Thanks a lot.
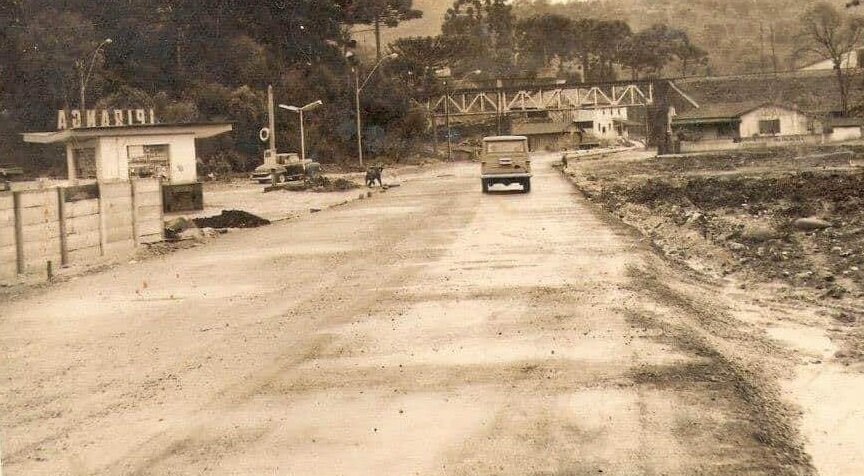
[388,36,461,94]
[591,20,631,80]
[516,14,577,74]
[676,42,709,77]
[620,25,691,79]
[799,2,864,115]
[0,0,24,111]
[442,0,518,77]
[344,0,423,61]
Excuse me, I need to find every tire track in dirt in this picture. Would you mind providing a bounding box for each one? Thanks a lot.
[95,178,480,474]
[623,261,814,475]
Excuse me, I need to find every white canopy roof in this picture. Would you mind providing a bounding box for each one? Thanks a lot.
[23,122,233,144]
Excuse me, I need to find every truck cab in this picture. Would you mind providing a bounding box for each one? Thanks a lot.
[480,136,532,193]
[251,150,320,184]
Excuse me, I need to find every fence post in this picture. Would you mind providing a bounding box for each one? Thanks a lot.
[57,187,68,266]
[97,182,106,256]
[158,181,166,241]
[12,191,23,275]
[130,180,140,247]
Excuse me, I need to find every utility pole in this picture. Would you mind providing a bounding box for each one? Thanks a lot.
[431,113,438,155]
[355,68,364,167]
[770,24,779,73]
[77,38,112,117]
[267,85,277,153]
[759,22,766,74]
[374,18,382,62]
[353,53,398,168]
[444,81,452,160]
[299,109,306,161]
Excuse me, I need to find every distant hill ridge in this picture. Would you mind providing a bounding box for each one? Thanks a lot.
[370,0,853,76]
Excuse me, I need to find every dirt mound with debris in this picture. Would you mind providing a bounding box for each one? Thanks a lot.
[292,176,360,192]
[568,149,864,300]
[192,210,271,229]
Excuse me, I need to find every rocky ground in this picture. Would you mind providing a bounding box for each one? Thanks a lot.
[566,146,864,315]
[562,146,864,475]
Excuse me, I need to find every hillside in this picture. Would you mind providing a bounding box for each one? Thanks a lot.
[368,0,855,76]
[512,0,853,75]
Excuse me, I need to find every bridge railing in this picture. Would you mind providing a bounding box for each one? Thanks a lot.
[426,82,655,117]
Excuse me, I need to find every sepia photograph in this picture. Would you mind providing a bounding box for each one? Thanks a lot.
[2,0,864,474]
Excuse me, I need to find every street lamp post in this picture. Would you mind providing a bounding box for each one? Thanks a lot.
[353,53,398,167]
[77,38,112,114]
[279,100,323,162]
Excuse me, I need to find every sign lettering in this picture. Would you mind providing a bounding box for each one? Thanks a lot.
[57,108,157,130]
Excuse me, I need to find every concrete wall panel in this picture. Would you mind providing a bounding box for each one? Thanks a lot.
[66,199,99,218]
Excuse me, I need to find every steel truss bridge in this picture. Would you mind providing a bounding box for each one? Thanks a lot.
[425,81,657,118]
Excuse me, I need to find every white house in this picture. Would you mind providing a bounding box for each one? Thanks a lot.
[572,107,632,140]
[671,102,820,153]
[672,102,811,140]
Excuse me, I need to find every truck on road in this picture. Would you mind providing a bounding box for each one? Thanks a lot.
[480,136,532,193]
[250,150,321,184]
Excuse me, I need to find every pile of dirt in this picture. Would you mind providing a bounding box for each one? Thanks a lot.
[314,176,360,192]
[287,176,360,192]
[568,152,864,299]
[192,210,271,229]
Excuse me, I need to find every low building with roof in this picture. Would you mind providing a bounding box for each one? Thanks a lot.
[510,122,577,152]
[825,116,863,142]
[23,112,232,211]
[672,102,812,140]
[670,102,822,153]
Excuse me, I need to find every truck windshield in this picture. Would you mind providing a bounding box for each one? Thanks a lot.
[486,141,526,153]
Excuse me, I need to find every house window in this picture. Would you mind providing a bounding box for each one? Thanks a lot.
[73,148,97,179]
[759,119,781,135]
[128,144,170,180]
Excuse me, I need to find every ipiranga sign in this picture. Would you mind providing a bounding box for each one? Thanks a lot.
[57,109,157,130]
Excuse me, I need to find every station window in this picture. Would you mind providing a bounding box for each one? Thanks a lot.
[128,144,170,180]
[758,119,781,135]
[73,148,97,179]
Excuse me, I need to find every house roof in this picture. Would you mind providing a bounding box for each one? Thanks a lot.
[612,118,644,127]
[827,116,864,128]
[22,122,233,144]
[483,135,528,142]
[672,102,804,125]
[511,122,571,136]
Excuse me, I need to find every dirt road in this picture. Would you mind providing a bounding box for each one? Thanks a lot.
[1,154,814,474]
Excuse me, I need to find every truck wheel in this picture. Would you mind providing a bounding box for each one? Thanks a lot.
[481,179,489,193]
[523,178,531,193]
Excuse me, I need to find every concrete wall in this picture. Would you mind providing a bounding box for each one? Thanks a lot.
[0,193,16,281]
[86,133,198,184]
[0,179,164,283]
[830,126,862,142]
[679,133,825,153]
[132,179,164,244]
[739,107,810,138]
